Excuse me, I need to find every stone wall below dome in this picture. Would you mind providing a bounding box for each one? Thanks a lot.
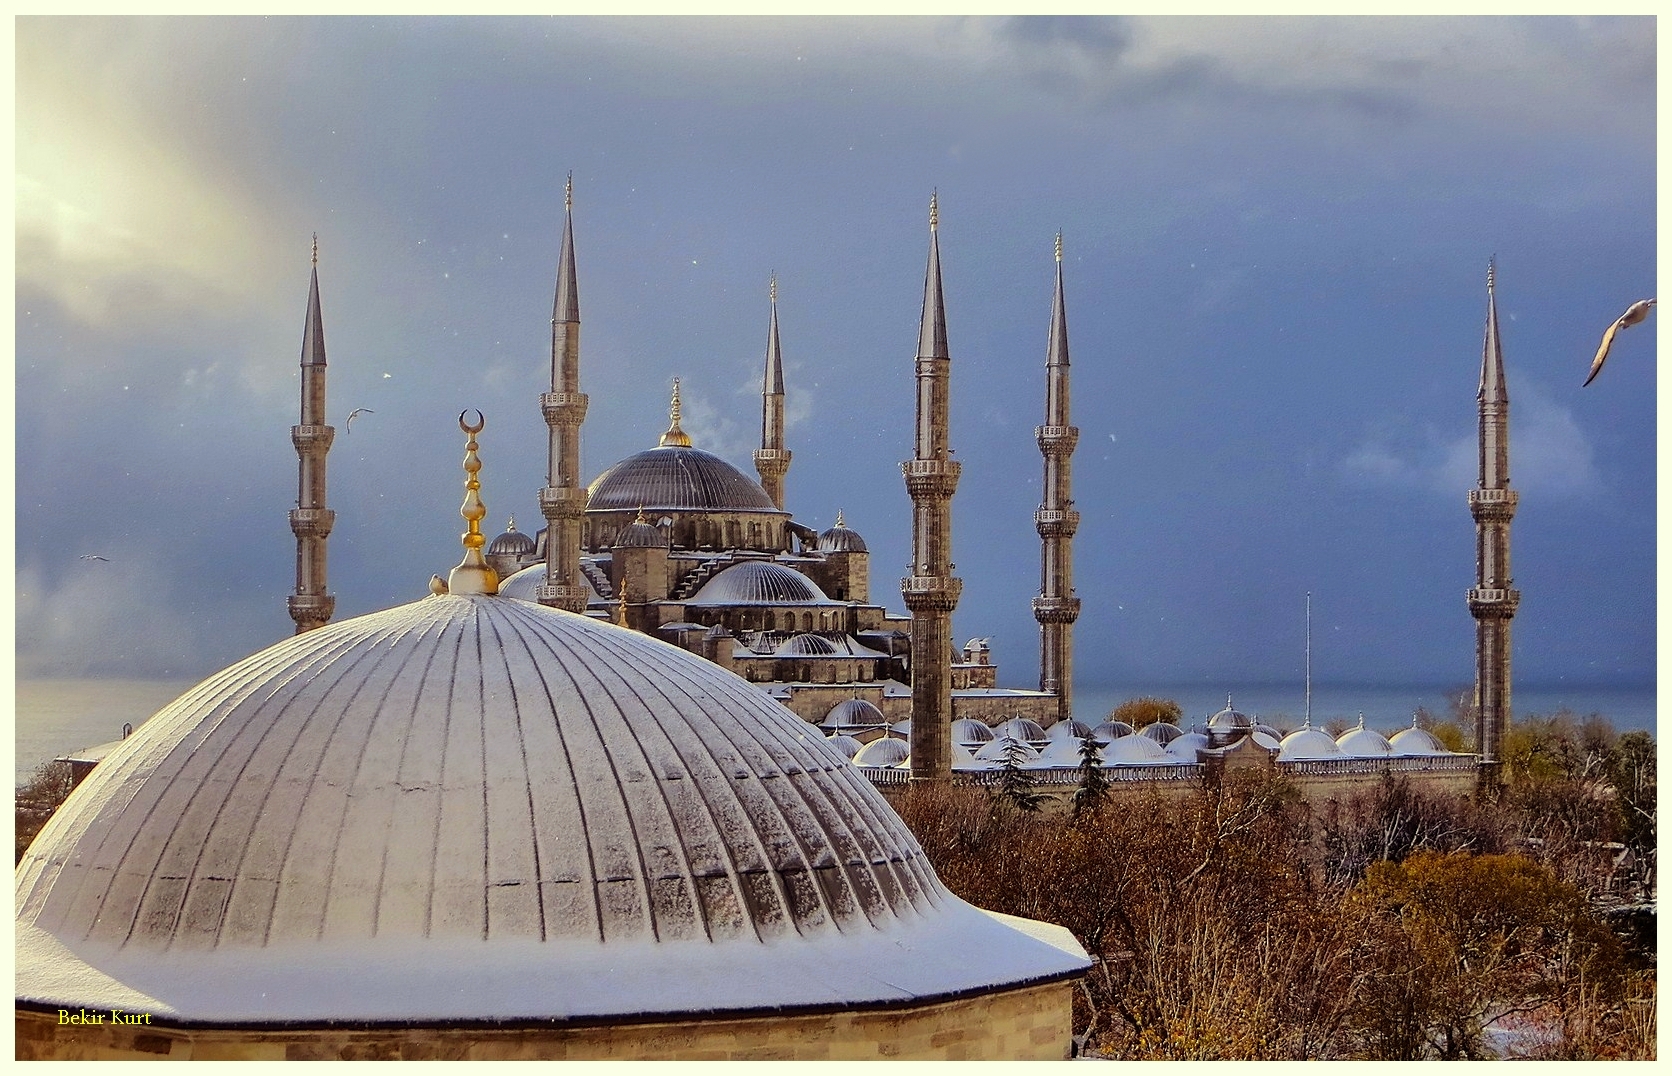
[16,979,1076,1061]
[585,507,789,556]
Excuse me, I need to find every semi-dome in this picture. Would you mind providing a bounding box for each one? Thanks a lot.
[821,698,887,728]
[1138,721,1183,745]
[688,560,830,605]
[816,513,868,553]
[17,593,1084,1024]
[588,445,780,513]
[1336,716,1393,757]
[951,718,996,746]
[1389,723,1449,756]
[851,737,911,768]
[1278,725,1344,762]
[488,520,536,557]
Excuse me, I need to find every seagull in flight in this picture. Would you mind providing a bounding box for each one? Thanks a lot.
[346,407,375,432]
[1584,298,1655,387]
[79,554,110,562]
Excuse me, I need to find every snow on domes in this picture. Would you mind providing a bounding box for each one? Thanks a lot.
[1389,723,1449,756]
[824,734,864,760]
[997,717,1049,745]
[951,718,996,746]
[17,593,1084,1023]
[1104,734,1172,764]
[821,698,887,728]
[1138,721,1183,745]
[496,561,607,605]
[1278,725,1344,761]
[688,560,830,605]
[1163,732,1209,760]
[1091,720,1135,741]
[1336,716,1393,757]
[1045,719,1094,742]
[852,737,911,768]
[1035,736,1095,768]
[1207,696,1253,731]
[587,445,779,513]
[974,736,1040,764]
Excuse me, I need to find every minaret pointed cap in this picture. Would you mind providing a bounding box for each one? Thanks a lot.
[1479,257,1507,405]
[301,235,327,368]
[1047,232,1070,368]
[553,173,579,324]
[917,191,949,360]
[765,273,785,394]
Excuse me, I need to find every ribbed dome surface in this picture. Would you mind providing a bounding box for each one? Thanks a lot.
[1337,722,1394,757]
[1389,725,1449,756]
[689,561,830,605]
[822,698,887,728]
[496,562,606,604]
[1278,726,1344,761]
[488,525,535,557]
[612,519,668,548]
[778,633,840,657]
[951,718,995,744]
[17,594,1085,1022]
[1138,721,1183,745]
[588,446,779,513]
[817,523,868,553]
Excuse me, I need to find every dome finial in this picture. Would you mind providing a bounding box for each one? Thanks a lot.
[1357,712,1366,729]
[659,378,693,447]
[506,516,517,532]
[615,583,629,628]
[447,409,500,596]
[635,505,648,525]
[836,507,846,528]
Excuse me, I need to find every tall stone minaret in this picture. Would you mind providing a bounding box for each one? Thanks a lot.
[1467,259,1519,789]
[903,193,962,783]
[754,273,791,510]
[1033,233,1082,724]
[288,235,336,635]
[537,175,591,614]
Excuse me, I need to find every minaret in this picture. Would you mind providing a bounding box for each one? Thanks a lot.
[288,234,336,634]
[1033,233,1082,724]
[1467,259,1519,789]
[902,192,962,783]
[754,273,792,510]
[537,175,591,613]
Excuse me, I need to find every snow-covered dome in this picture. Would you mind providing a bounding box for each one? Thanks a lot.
[997,717,1048,745]
[1035,735,1096,768]
[1389,723,1449,756]
[1164,732,1209,760]
[1138,721,1183,745]
[974,736,1040,764]
[689,560,830,605]
[1336,716,1393,757]
[949,741,990,772]
[497,561,608,604]
[488,519,536,557]
[1251,730,1281,750]
[1045,719,1094,742]
[951,718,996,745]
[1091,720,1135,741]
[1207,696,1253,731]
[821,698,887,728]
[824,733,864,760]
[890,719,912,737]
[17,593,1084,1024]
[852,736,911,768]
[1104,734,1172,764]
[1277,725,1344,761]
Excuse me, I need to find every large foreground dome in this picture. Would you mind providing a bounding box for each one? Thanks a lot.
[16,592,1084,1025]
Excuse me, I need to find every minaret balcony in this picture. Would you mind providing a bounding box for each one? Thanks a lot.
[288,508,336,538]
[539,485,589,518]
[901,574,962,612]
[291,425,336,451]
[1468,487,1518,521]
[1032,595,1082,624]
[287,593,336,623]
[1467,587,1521,617]
[1034,508,1081,538]
[901,458,961,498]
[536,582,592,610]
[753,448,792,475]
[540,392,590,427]
[1035,425,1080,454]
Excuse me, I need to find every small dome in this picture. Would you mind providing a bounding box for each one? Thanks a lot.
[817,515,868,553]
[1045,719,1094,742]
[1254,723,1282,740]
[950,741,992,772]
[1389,724,1448,756]
[822,698,887,728]
[488,520,536,557]
[890,719,912,737]
[951,718,996,745]
[613,517,669,549]
[1104,734,1171,764]
[689,561,830,605]
[1207,696,1254,731]
[1336,716,1393,757]
[497,562,607,604]
[1251,730,1281,750]
[974,736,1040,764]
[1138,721,1183,745]
[1164,732,1209,760]
[824,734,864,760]
[778,633,841,657]
[1035,736,1095,767]
[1278,726,1344,761]
[1091,720,1135,741]
[852,737,911,768]
[997,717,1048,745]
[588,445,779,513]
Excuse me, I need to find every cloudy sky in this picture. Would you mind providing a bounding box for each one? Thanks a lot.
[15,16,1656,696]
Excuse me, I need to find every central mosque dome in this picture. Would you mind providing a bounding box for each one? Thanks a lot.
[588,444,780,513]
[17,592,1083,1025]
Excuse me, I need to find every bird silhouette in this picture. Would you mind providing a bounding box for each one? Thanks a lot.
[346,407,375,431]
[1584,299,1655,387]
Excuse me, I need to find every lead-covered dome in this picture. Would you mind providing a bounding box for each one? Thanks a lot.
[1278,725,1344,761]
[688,561,830,605]
[488,520,536,558]
[17,593,1083,1024]
[817,517,868,553]
[588,446,779,513]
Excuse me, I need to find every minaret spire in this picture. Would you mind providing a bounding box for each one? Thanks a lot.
[537,173,590,613]
[1467,258,1519,790]
[288,236,336,634]
[1033,231,1081,723]
[754,272,792,509]
[903,191,962,782]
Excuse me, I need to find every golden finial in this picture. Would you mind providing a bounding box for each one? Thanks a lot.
[769,271,777,305]
[929,190,938,232]
[659,378,692,447]
[835,508,846,528]
[635,505,648,525]
[565,171,573,212]
[311,232,318,267]
[1055,231,1063,263]
[447,409,500,596]
[614,584,629,627]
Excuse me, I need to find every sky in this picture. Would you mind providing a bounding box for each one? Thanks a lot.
[13,15,1657,698]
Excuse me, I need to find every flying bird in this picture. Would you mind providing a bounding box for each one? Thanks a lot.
[345,407,375,431]
[78,555,109,562]
[1584,298,1656,387]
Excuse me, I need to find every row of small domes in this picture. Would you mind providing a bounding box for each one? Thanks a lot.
[488,511,867,559]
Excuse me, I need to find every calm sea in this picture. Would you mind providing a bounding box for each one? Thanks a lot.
[13,677,1658,786]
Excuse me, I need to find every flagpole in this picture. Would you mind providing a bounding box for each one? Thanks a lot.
[1305,591,1312,728]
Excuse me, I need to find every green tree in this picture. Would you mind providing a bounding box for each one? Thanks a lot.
[995,739,1043,813]
[1072,733,1110,815]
